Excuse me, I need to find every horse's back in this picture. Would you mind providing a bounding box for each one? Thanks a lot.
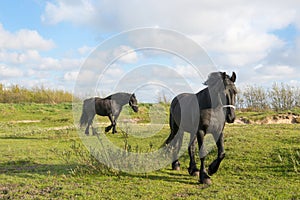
[83,97,96,115]
[170,93,200,133]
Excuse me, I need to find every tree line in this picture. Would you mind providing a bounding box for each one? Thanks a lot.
[236,83,300,111]
[1,82,300,111]
[0,84,73,104]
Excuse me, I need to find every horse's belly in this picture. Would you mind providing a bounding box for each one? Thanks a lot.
[172,107,200,134]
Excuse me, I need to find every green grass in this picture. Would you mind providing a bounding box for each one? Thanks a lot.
[0,103,300,199]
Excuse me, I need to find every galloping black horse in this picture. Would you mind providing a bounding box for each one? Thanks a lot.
[80,93,138,135]
[165,72,237,184]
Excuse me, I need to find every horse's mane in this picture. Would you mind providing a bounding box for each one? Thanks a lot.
[102,93,132,105]
[203,72,226,93]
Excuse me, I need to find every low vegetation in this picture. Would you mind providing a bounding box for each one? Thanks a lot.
[0,103,299,199]
[0,84,73,104]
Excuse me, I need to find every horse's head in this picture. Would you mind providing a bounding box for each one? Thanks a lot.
[222,72,237,123]
[129,93,138,112]
[204,71,237,123]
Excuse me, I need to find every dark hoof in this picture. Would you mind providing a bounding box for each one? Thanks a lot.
[172,162,180,171]
[191,170,199,176]
[105,127,110,132]
[199,178,212,185]
[188,168,200,176]
[85,132,89,136]
[208,164,218,176]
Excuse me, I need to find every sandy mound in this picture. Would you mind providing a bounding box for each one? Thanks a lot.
[235,114,300,125]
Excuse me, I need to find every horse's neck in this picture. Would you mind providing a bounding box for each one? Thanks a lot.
[114,93,130,106]
[197,87,224,109]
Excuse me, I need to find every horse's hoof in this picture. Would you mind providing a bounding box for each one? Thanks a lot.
[191,171,199,176]
[188,168,200,176]
[172,162,180,171]
[199,178,212,185]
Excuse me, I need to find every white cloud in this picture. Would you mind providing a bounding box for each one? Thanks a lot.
[257,65,296,77]
[41,0,97,26]
[0,49,83,70]
[113,46,138,63]
[0,23,55,51]
[173,65,201,79]
[78,45,94,55]
[40,0,300,68]
[0,65,23,78]
[64,71,79,81]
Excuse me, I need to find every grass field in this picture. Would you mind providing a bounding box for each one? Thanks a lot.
[0,103,300,199]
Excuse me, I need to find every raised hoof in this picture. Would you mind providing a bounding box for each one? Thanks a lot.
[188,168,200,176]
[199,178,212,185]
[208,165,217,176]
[172,162,180,171]
[207,168,212,176]
[190,170,199,176]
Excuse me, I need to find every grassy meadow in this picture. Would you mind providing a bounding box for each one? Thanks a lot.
[0,103,299,199]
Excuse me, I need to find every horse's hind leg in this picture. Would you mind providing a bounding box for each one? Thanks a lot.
[85,114,96,135]
[165,119,182,170]
[85,124,90,135]
[197,129,211,185]
[188,136,199,176]
[105,114,114,133]
[171,130,183,171]
[208,132,225,176]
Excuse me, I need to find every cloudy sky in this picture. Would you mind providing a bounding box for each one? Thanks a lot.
[0,0,299,101]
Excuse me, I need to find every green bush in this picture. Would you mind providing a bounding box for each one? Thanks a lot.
[0,84,73,104]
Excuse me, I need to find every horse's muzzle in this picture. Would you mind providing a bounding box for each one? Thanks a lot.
[225,106,235,123]
[132,105,138,112]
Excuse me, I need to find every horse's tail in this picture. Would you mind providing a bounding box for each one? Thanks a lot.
[80,100,89,127]
[160,112,177,149]
[80,110,88,127]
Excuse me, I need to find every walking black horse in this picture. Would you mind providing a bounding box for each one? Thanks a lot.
[80,92,138,135]
[165,72,237,184]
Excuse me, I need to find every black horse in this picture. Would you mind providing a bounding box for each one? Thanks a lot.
[80,92,138,135]
[165,72,237,184]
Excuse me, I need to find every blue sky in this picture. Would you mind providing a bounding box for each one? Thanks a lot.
[0,0,300,101]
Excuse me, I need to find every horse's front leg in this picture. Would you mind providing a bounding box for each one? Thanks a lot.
[105,114,114,133]
[208,132,225,176]
[197,129,211,184]
[188,135,199,176]
[112,112,120,134]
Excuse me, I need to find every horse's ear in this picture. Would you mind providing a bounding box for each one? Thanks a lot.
[221,72,226,80]
[131,93,135,98]
[230,72,236,82]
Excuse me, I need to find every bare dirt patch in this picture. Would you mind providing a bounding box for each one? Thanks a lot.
[10,120,41,124]
[235,114,300,125]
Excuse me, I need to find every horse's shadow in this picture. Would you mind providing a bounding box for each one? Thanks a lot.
[0,160,78,176]
[1,160,209,188]
[118,169,200,185]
